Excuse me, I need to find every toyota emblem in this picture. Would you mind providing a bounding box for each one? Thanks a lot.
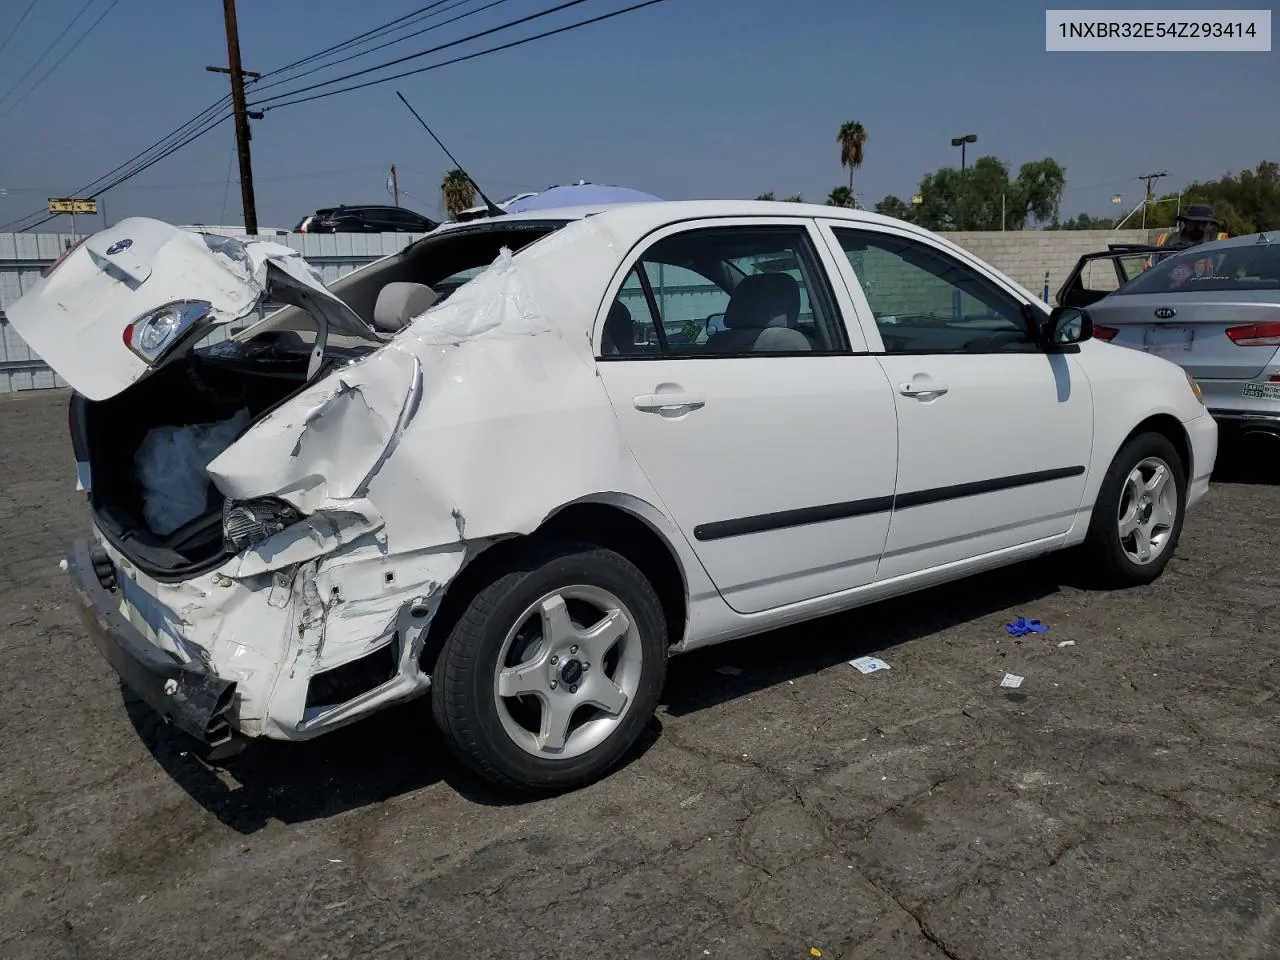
[106,238,133,255]
[1154,307,1176,319]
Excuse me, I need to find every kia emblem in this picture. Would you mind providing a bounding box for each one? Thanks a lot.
[1154,307,1176,319]
[106,238,133,255]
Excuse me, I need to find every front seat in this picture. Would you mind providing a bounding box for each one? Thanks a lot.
[705,273,811,353]
[373,281,439,333]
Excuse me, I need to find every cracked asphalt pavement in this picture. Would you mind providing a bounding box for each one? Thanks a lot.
[2,387,1278,960]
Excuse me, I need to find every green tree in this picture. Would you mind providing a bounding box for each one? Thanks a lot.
[826,186,854,208]
[781,194,804,203]
[912,156,1066,231]
[1047,213,1118,230]
[874,195,914,222]
[440,168,476,219]
[754,191,775,201]
[1137,162,1280,236]
[837,121,869,194]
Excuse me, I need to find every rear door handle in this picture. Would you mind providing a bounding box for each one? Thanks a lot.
[633,392,706,414]
[898,378,949,399]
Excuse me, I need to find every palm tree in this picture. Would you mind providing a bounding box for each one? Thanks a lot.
[836,121,869,194]
[827,186,853,208]
[441,168,476,219]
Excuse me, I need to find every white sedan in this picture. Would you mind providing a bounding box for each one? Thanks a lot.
[9,201,1217,793]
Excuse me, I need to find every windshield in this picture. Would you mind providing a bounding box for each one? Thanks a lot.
[1115,240,1280,295]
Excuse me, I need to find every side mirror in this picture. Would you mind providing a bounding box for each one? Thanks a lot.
[1042,305,1093,346]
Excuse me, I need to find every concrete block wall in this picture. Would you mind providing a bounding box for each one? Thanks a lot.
[942,229,1156,299]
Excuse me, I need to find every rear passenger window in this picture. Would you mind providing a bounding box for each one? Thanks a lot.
[596,225,850,358]
[601,269,662,356]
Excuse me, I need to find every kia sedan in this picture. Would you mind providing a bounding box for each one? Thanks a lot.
[8,201,1217,793]
[1059,233,1280,448]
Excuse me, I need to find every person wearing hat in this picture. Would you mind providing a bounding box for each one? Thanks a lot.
[1157,204,1227,250]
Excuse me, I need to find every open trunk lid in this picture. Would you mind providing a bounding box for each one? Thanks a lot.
[6,217,381,401]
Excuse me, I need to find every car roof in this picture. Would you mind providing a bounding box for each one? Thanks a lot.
[1181,231,1275,251]
[321,205,426,214]
[431,199,922,235]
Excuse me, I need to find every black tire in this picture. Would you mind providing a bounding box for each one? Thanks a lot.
[430,540,668,794]
[1081,431,1187,588]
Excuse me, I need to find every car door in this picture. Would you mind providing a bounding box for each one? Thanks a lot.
[595,218,900,615]
[818,220,1095,581]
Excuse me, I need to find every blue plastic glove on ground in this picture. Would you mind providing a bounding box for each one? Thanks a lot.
[1006,617,1049,636]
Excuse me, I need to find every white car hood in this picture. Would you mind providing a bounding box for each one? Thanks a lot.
[5,217,380,401]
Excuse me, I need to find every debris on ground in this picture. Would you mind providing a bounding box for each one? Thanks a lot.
[1000,673,1025,689]
[1006,617,1049,636]
[849,656,891,674]
[1057,640,1076,648]
[715,665,743,676]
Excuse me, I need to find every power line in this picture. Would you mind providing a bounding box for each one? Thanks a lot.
[247,0,517,100]
[0,0,96,112]
[257,1,456,81]
[0,1,673,231]
[6,111,232,232]
[255,0,671,112]
[252,0,600,108]
[0,0,121,119]
[0,0,40,59]
[0,5,471,229]
[0,95,233,230]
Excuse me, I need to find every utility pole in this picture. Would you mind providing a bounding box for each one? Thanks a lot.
[1138,170,1167,231]
[390,164,400,206]
[206,0,260,235]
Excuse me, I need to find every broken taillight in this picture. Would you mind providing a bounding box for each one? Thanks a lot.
[223,498,301,553]
[1092,324,1119,342]
[122,300,213,363]
[1225,322,1280,346]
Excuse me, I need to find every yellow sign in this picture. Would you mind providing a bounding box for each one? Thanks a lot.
[911,194,924,205]
[47,198,97,215]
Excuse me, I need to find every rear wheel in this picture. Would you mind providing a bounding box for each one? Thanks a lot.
[430,541,668,793]
[1081,432,1186,587]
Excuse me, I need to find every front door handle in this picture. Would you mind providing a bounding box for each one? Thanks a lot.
[633,392,706,415]
[898,378,949,399]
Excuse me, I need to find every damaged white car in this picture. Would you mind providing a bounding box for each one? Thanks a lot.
[10,202,1217,792]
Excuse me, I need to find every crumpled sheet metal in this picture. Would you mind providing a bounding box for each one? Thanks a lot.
[208,226,661,567]
[183,220,678,734]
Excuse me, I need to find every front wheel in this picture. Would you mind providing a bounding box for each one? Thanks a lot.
[1081,431,1187,588]
[431,541,669,793]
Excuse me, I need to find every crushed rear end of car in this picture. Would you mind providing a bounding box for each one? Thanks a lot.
[10,213,648,750]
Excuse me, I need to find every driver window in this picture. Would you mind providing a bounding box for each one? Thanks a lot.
[832,228,1034,354]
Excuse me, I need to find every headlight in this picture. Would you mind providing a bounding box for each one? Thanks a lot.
[1185,370,1205,405]
[123,300,212,363]
[222,497,301,552]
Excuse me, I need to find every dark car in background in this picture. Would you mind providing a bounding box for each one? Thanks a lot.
[295,205,439,234]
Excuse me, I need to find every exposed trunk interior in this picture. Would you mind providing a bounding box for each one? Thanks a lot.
[75,218,570,581]
[77,336,374,579]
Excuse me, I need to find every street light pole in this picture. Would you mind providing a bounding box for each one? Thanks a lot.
[950,133,977,230]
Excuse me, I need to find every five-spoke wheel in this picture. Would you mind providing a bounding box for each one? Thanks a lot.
[431,542,668,793]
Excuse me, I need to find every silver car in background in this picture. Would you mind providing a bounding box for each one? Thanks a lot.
[1060,233,1280,448]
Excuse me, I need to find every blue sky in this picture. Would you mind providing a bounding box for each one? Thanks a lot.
[0,0,1276,230]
